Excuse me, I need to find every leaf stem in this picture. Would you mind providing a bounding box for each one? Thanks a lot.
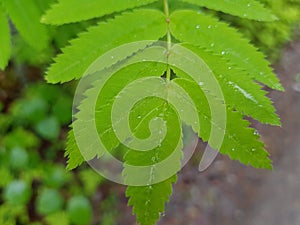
[164,0,172,81]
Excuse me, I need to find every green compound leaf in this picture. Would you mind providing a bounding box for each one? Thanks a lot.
[0,5,10,70]
[180,0,277,21]
[1,0,49,50]
[170,10,283,91]
[41,0,159,25]
[45,9,166,83]
[52,2,283,225]
[177,44,280,125]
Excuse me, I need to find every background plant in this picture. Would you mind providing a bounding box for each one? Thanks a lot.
[0,83,117,225]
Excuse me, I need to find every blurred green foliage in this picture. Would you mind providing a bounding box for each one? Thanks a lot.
[0,83,117,225]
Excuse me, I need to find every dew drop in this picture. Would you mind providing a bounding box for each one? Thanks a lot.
[199,81,204,86]
[137,115,142,119]
[221,51,226,55]
[232,148,235,151]
[228,66,232,70]
[111,56,114,59]
[196,24,201,29]
[208,25,212,29]
[251,148,256,152]
[210,43,215,47]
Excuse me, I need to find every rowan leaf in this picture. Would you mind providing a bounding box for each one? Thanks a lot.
[47,2,284,225]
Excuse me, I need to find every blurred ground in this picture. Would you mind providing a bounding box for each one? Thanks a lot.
[116,40,300,225]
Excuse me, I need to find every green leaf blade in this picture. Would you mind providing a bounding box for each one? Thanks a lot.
[46,9,167,83]
[221,109,272,169]
[175,76,272,169]
[42,0,159,25]
[180,44,280,125]
[124,97,182,225]
[126,176,176,225]
[170,10,283,91]
[180,0,277,21]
